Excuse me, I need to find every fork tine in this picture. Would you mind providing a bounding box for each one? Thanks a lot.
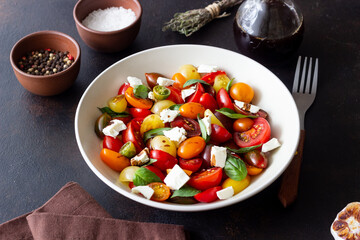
[299,57,308,93]
[305,58,312,93]
[292,56,302,93]
[311,58,319,94]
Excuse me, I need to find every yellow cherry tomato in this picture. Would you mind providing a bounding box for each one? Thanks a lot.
[222,175,251,194]
[172,73,187,89]
[204,109,224,128]
[140,114,165,136]
[177,136,206,159]
[150,136,177,157]
[150,100,176,114]
[119,166,140,182]
[179,102,205,119]
[178,64,201,80]
[246,163,263,176]
[125,87,153,109]
[213,74,231,93]
[229,82,254,103]
[108,94,127,113]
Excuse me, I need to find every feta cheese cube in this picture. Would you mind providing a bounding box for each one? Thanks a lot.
[234,100,245,109]
[210,146,227,168]
[201,115,212,135]
[216,186,234,200]
[157,77,175,87]
[197,64,219,73]
[164,164,190,190]
[163,127,187,145]
[127,76,143,88]
[148,91,155,100]
[131,186,154,200]
[131,148,150,166]
[160,109,179,123]
[262,138,281,153]
[102,119,127,138]
[234,100,260,114]
[249,104,260,114]
[181,86,196,101]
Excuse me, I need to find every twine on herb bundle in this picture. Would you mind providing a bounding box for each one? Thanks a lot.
[162,0,243,37]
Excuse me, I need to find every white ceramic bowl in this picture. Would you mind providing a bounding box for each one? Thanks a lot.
[75,45,300,212]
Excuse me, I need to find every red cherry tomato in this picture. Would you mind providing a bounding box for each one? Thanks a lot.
[201,71,226,85]
[179,158,203,172]
[234,117,271,148]
[187,167,223,190]
[199,93,218,112]
[128,182,135,189]
[187,83,205,103]
[216,88,235,110]
[194,186,222,203]
[103,136,124,152]
[144,165,166,182]
[122,120,144,153]
[129,108,152,118]
[166,86,184,104]
[118,83,130,95]
[210,124,232,143]
[170,116,201,138]
[244,150,268,169]
[149,150,178,171]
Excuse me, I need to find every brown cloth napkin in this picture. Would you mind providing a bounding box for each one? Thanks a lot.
[0,182,186,240]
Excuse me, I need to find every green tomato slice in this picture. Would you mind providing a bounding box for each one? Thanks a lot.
[120,142,137,158]
[153,85,171,100]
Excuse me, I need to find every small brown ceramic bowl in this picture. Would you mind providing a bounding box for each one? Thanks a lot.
[73,0,142,53]
[10,31,81,96]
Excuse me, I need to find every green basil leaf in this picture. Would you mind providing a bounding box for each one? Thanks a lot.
[216,108,257,119]
[143,128,171,142]
[197,114,209,143]
[133,85,150,99]
[224,155,247,181]
[142,158,157,167]
[169,104,183,111]
[133,167,161,186]
[226,144,262,154]
[183,79,210,88]
[226,78,234,92]
[98,107,130,118]
[171,185,201,198]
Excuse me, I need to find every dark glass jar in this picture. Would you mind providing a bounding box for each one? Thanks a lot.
[233,0,304,65]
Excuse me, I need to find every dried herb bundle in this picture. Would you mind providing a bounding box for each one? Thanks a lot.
[162,0,243,37]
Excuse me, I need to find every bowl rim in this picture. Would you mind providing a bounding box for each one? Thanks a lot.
[9,30,81,79]
[75,44,300,212]
[73,0,142,35]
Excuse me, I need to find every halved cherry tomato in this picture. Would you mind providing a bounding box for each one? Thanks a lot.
[145,72,164,89]
[199,93,218,113]
[166,86,184,104]
[128,182,135,189]
[187,167,223,190]
[244,150,268,168]
[118,83,130,95]
[222,175,250,194]
[144,165,166,182]
[194,186,222,203]
[122,120,144,153]
[234,117,271,148]
[95,113,111,139]
[125,87,153,109]
[210,124,232,143]
[103,135,124,152]
[201,71,226,85]
[129,108,152,118]
[179,102,205,119]
[149,150,178,171]
[177,136,206,160]
[216,88,235,110]
[170,116,201,137]
[230,82,254,103]
[148,182,171,202]
[172,73,187,89]
[179,158,203,172]
[245,163,263,175]
[100,148,130,172]
[187,83,205,103]
[108,95,127,113]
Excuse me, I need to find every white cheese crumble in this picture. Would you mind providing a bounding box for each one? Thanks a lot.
[181,86,196,101]
[164,164,190,190]
[127,76,143,88]
[210,146,227,168]
[249,104,260,114]
[131,186,154,200]
[216,186,234,200]
[130,148,150,166]
[163,127,187,145]
[234,100,245,109]
[102,119,127,138]
[201,115,212,135]
[157,77,175,87]
[197,64,219,73]
[262,138,281,153]
[160,109,179,123]
[148,91,155,100]
[234,100,260,114]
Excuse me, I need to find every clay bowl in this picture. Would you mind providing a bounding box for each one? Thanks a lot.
[10,31,81,96]
[73,0,142,52]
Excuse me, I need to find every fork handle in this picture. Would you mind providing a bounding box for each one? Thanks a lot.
[278,130,305,207]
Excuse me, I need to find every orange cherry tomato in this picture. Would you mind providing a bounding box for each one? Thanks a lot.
[233,118,254,132]
[148,182,171,202]
[172,73,187,89]
[246,163,263,176]
[125,87,153,109]
[179,102,205,119]
[229,82,254,103]
[177,136,206,159]
[100,148,130,172]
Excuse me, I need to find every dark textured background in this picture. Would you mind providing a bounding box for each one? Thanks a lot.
[0,0,359,239]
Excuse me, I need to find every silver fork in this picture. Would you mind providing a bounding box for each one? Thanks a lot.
[278,56,319,207]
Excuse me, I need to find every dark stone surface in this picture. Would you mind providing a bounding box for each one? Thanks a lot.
[0,0,359,239]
